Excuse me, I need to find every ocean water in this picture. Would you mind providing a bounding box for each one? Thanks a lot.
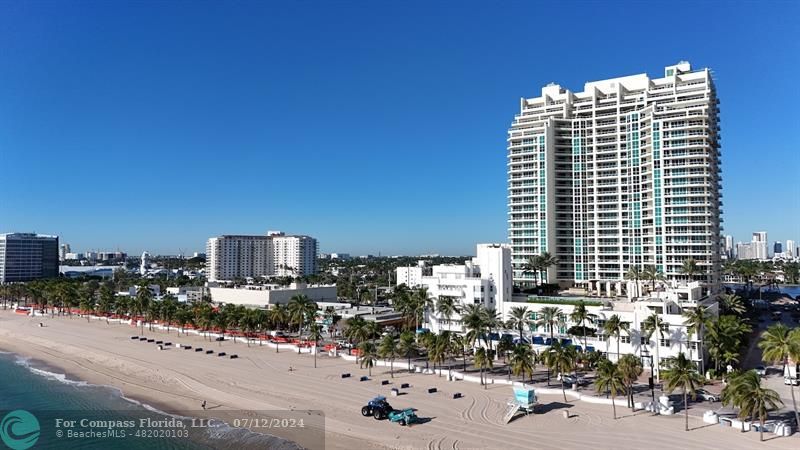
[0,352,306,450]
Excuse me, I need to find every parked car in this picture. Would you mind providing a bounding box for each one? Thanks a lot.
[755,365,767,376]
[694,389,719,402]
[557,373,588,386]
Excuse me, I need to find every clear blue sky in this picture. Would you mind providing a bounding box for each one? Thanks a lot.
[1,1,798,256]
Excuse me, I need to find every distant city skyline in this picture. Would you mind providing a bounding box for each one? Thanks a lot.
[2,2,798,256]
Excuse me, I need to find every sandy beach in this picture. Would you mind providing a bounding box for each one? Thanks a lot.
[0,310,795,450]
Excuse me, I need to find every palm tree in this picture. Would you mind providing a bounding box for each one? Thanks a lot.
[642,265,666,296]
[452,334,468,371]
[661,352,703,431]
[521,256,542,287]
[642,312,667,382]
[378,333,399,378]
[287,295,315,333]
[624,266,642,298]
[569,301,596,351]
[682,305,711,375]
[510,344,536,382]
[537,252,559,286]
[214,311,229,346]
[721,370,784,441]
[603,314,629,363]
[537,306,564,342]
[618,354,643,409]
[537,306,564,384]
[428,332,450,377]
[497,335,514,365]
[595,360,625,419]
[160,295,178,333]
[133,284,152,335]
[175,308,192,336]
[270,304,289,331]
[79,297,93,322]
[97,284,115,324]
[680,258,699,282]
[462,304,488,349]
[435,296,460,332]
[412,287,433,331]
[717,292,746,316]
[344,316,367,359]
[359,341,378,377]
[398,330,418,372]
[309,324,323,368]
[484,308,503,353]
[705,315,751,374]
[507,306,533,342]
[474,347,492,389]
[544,341,576,402]
[758,324,800,429]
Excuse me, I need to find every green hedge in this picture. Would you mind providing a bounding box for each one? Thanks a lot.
[526,297,603,307]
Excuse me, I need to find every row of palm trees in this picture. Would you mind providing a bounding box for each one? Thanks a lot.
[521,252,559,287]
[12,279,330,346]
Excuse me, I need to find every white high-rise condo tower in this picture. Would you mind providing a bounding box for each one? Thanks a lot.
[206,232,318,282]
[508,62,722,290]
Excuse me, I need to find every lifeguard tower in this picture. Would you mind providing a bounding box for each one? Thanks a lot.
[503,386,537,423]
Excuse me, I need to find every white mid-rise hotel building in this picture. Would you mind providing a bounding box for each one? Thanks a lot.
[508,62,722,290]
[407,243,513,334]
[206,232,318,282]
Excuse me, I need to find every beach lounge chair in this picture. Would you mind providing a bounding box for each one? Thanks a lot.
[229,354,238,359]
[156,340,163,344]
[401,383,410,388]
[427,388,437,393]
[206,350,214,354]
[381,380,390,385]
[218,352,226,357]
[195,348,203,352]
[130,336,138,340]
[341,373,351,378]
[164,342,172,346]
[360,376,369,381]
[147,339,154,343]
[183,346,192,350]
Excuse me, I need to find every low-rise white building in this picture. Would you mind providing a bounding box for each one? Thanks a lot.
[495,281,718,377]
[396,261,425,287]
[166,286,205,303]
[422,243,513,333]
[208,283,337,308]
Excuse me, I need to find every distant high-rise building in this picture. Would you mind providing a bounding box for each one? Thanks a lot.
[206,232,318,282]
[0,233,59,283]
[786,240,796,257]
[774,241,782,255]
[723,235,733,259]
[752,232,768,259]
[507,61,721,287]
[59,243,71,262]
[735,242,752,260]
[140,251,150,276]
